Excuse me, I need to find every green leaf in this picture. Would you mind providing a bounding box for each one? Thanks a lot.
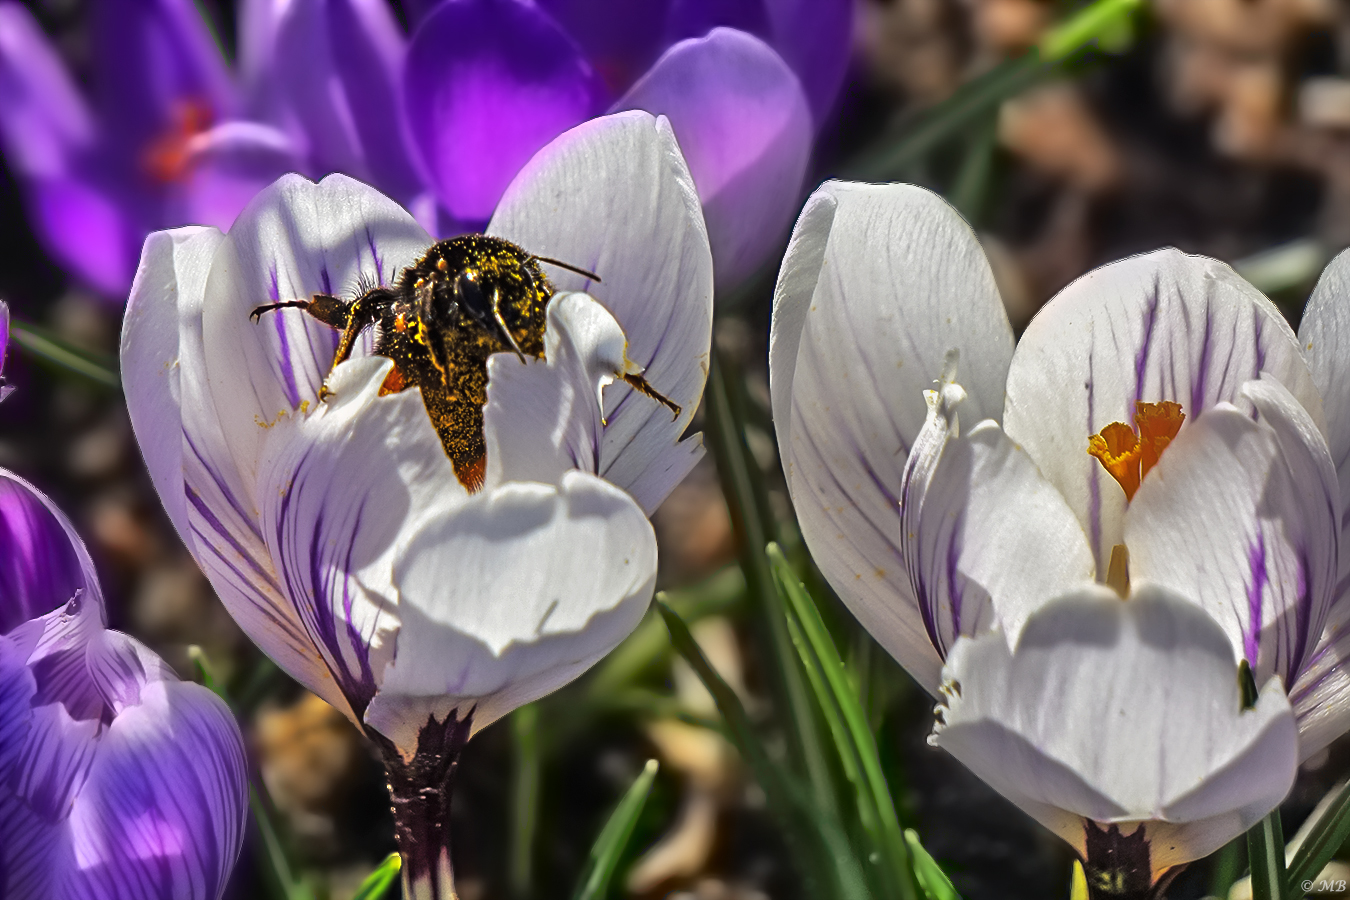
[586,564,745,699]
[352,853,401,900]
[704,351,837,820]
[842,0,1142,181]
[8,318,120,391]
[1286,779,1350,893]
[906,830,962,900]
[656,598,871,900]
[572,759,660,900]
[1248,806,1288,900]
[768,544,919,900]
[511,704,541,898]
[1037,0,1141,62]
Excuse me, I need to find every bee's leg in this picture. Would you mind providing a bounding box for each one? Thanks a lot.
[620,373,682,421]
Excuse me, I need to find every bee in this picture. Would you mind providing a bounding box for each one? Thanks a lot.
[251,234,680,490]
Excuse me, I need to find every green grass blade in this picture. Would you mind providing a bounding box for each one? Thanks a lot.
[9,318,121,391]
[905,830,962,900]
[1248,807,1288,900]
[572,759,660,900]
[705,351,837,818]
[1287,779,1350,891]
[511,704,541,898]
[768,545,918,900]
[657,598,870,900]
[351,853,401,900]
[843,0,1141,181]
[586,565,745,699]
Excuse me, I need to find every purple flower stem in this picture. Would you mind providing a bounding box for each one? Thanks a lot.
[376,709,476,900]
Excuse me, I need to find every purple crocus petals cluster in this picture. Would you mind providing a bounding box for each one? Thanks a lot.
[0,468,249,899]
[0,0,296,297]
[0,0,848,298]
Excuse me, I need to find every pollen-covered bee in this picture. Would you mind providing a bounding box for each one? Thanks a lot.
[251,235,679,490]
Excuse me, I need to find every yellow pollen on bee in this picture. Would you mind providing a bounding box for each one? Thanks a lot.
[437,257,448,272]
[1087,400,1185,501]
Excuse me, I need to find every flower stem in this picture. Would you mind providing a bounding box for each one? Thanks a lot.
[375,711,475,900]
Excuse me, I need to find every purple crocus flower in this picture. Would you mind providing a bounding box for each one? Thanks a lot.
[0,0,298,297]
[0,467,249,899]
[2,0,846,298]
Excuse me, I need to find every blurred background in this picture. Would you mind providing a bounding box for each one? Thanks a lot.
[3,0,1350,898]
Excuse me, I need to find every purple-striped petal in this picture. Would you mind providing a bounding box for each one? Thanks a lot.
[1298,249,1350,607]
[1127,377,1339,688]
[1002,249,1325,573]
[365,470,656,754]
[87,0,235,169]
[899,368,1094,664]
[1290,603,1350,759]
[0,3,94,179]
[935,584,1298,874]
[198,173,429,490]
[768,182,1013,691]
[254,356,467,717]
[60,633,246,900]
[488,112,713,515]
[0,633,35,781]
[403,0,606,222]
[536,0,671,93]
[0,470,103,633]
[613,28,811,289]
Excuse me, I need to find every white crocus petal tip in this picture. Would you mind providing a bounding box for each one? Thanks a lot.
[487,111,712,510]
[366,470,657,757]
[935,583,1297,874]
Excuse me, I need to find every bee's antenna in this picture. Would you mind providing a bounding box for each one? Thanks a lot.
[533,255,601,283]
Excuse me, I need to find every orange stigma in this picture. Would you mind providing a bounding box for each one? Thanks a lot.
[142,98,214,184]
[1087,400,1185,501]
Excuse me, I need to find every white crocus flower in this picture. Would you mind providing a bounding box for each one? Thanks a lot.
[770,181,1350,890]
[120,111,712,898]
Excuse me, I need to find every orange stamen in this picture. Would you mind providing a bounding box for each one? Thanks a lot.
[142,98,214,184]
[1087,401,1186,501]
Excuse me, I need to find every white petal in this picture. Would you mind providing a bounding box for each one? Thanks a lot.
[936,584,1298,872]
[1289,603,1350,759]
[365,470,655,756]
[1128,377,1339,687]
[199,172,431,501]
[900,379,1095,660]
[487,111,713,511]
[1299,249,1350,603]
[769,182,1013,690]
[255,356,467,721]
[1003,248,1325,571]
[483,292,615,488]
[122,226,224,549]
[125,215,355,720]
